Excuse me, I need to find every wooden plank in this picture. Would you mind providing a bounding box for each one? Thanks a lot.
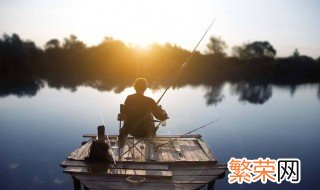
[78,141,92,160]
[68,140,93,160]
[184,140,200,162]
[61,160,87,167]
[154,137,197,142]
[69,140,119,161]
[187,140,210,161]
[68,144,85,160]
[178,140,198,161]
[64,166,172,178]
[173,175,217,184]
[172,141,186,161]
[82,181,201,190]
[168,141,182,162]
[153,142,163,162]
[160,145,170,162]
[61,159,169,170]
[171,168,226,176]
[83,134,202,139]
[169,164,227,170]
[74,174,217,184]
[164,143,175,162]
[167,145,176,162]
[177,140,193,161]
[195,138,216,161]
[149,142,159,162]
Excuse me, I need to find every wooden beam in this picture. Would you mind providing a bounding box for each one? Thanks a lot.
[81,181,201,190]
[171,168,226,176]
[73,174,218,184]
[61,159,169,170]
[207,181,215,190]
[72,175,81,190]
[83,134,202,139]
[64,166,172,179]
[195,139,216,161]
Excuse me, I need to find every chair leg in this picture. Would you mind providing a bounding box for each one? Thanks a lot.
[129,139,147,160]
[120,137,148,160]
[120,137,134,158]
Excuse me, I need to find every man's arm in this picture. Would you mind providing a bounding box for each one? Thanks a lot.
[150,99,169,121]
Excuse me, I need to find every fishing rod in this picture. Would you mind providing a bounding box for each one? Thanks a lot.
[156,16,217,105]
[154,117,221,150]
[100,112,117,165]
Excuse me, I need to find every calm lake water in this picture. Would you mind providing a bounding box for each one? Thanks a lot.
[0,83,319,189]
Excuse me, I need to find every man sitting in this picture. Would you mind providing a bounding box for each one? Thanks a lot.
[119,78,168,141]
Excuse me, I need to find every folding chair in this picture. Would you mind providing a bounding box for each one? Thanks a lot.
[117,104,160,161]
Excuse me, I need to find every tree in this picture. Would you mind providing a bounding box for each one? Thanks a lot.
[292,48,300,57]
[45,39,60,49]
[62,35,86,50]
[233,41,276,59]
[206,36,227,56]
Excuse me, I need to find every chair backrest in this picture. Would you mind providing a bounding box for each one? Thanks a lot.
[119,104,153,137]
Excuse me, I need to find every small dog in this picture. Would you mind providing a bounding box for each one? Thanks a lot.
[86,126,113,163]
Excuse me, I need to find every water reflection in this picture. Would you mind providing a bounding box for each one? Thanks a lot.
[0,83,319,190]
[204,82,224,105]
[0,78,43,97]
[1,78,319,106]
[318,84,320,100]
[230,83,272,104]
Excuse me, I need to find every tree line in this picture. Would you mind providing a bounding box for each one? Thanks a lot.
[0,33,319,103]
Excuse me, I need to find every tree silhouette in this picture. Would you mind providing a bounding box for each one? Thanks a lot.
[292,48,300,57]
[0,33,319,104]
[45,39,60,49]
[206,36,227,57]
[233,41,276,59]
[63,35,86,50]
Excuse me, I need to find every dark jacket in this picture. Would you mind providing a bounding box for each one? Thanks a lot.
[120,93,168,137]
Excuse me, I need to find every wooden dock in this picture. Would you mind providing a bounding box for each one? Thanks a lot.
[61,134,227,190]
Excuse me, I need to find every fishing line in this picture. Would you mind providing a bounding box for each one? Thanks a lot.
[99,111,117,165]
[155,117,221,149]
[156,16,218,104]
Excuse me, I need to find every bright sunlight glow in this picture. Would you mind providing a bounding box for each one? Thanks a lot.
[1,0,319,57]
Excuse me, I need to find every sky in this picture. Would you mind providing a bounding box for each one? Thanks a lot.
[1,0,319,58]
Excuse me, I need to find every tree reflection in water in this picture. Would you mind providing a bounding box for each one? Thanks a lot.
[204,82,224,106]
[231,83,272,104]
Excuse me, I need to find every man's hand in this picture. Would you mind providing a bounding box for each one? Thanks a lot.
[158,105,169,120]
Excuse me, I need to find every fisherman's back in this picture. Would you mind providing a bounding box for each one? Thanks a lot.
[121,93,166,137]
[119,78,168,138]
[125,93,155,108]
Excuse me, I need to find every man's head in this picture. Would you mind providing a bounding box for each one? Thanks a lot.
[134,78,147,93]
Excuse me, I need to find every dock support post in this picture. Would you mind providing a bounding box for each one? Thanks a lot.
[72,176,81,190]
[207,181,215,190]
